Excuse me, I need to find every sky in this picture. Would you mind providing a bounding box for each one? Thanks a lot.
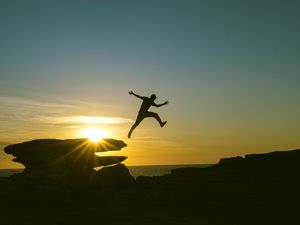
[0,0,299,168]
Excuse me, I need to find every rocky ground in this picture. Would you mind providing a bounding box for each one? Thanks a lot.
[1,148,299,225]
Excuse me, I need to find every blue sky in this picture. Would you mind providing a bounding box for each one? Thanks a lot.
[0,0,299,167]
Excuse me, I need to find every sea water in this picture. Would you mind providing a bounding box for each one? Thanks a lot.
[128,164,211,177]
[0,164,211,178]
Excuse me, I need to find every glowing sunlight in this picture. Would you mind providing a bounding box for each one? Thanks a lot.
[80,128,109,143]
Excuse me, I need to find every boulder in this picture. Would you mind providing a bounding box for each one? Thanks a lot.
[94,164,135,188]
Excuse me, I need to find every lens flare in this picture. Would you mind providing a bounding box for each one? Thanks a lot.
[80,128,109,143]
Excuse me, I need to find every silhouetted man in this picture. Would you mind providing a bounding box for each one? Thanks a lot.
[128,91,168,138]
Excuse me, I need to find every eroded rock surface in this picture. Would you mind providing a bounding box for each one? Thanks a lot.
[4,138,134,189]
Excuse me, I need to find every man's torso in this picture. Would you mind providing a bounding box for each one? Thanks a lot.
[139,97,153,113]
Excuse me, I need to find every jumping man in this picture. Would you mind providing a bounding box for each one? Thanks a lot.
[128,91,168,138]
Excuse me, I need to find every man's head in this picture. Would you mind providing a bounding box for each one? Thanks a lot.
[150,94,157,100]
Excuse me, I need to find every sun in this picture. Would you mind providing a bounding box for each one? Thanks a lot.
[80,128,109,143]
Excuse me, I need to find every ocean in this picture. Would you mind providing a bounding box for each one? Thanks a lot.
[0,164,211,178]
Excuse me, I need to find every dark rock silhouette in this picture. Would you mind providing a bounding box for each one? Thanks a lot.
[94,164,135,189]
[1,147,300,224]
[135,148,300,224]
[4,138,134,189]
[170,148,300,183]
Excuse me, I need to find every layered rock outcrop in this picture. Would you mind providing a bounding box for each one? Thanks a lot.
[4,138,134,189]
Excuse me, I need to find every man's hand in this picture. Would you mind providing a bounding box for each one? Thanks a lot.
[129,91,143,99]
[153,100,169,107]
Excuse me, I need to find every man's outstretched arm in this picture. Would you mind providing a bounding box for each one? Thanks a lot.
[128,91,143,99]
[153,101,169,107]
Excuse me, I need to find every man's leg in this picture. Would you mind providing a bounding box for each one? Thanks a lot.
[128,115,144,138]
[146,112,167,127]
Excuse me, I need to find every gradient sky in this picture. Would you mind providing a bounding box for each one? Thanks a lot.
[1,0,299,168]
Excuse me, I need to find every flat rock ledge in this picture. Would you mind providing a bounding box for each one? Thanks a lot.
[4,138,135,190]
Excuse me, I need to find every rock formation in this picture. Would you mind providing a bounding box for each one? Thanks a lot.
[169,148,300,182]
[1,147,300,224]
[4,138,134,189]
